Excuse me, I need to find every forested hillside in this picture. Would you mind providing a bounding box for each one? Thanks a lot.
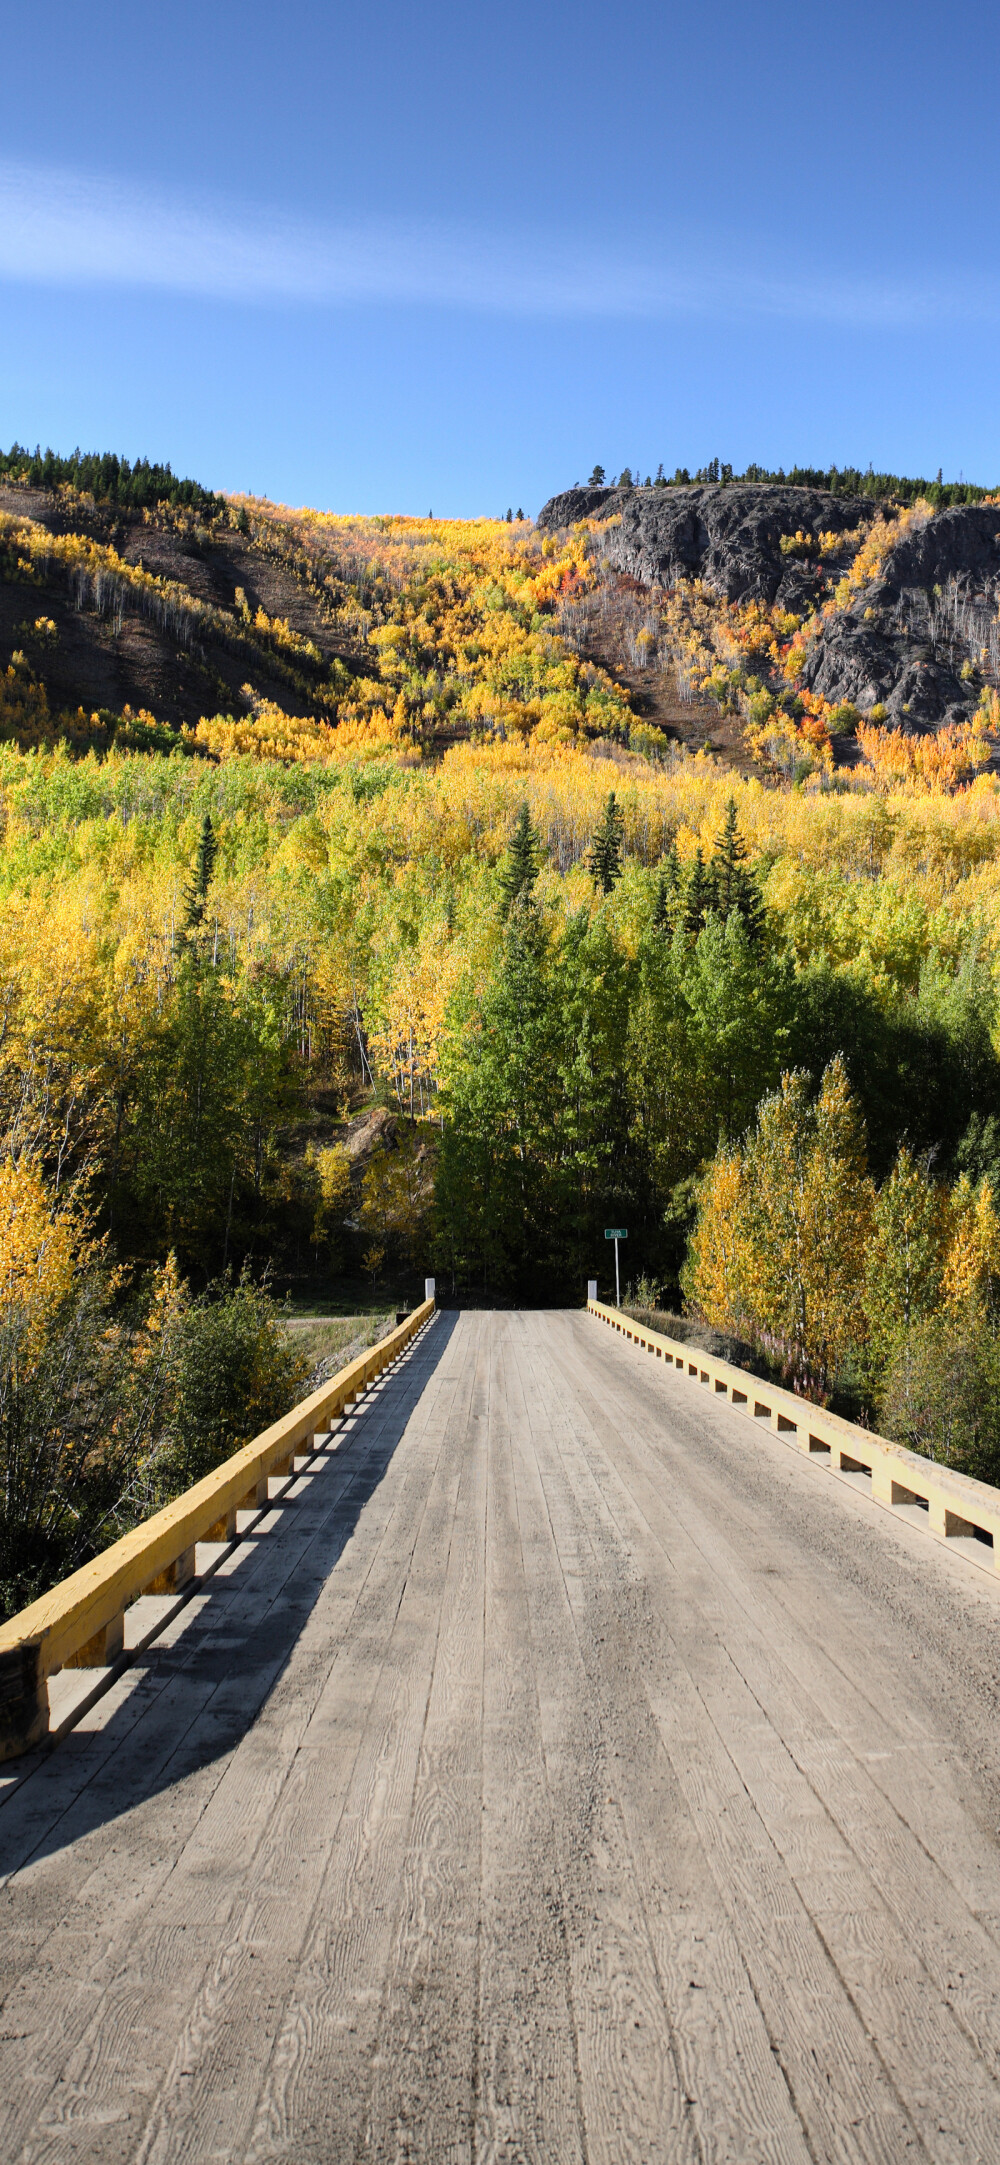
[4,449,1000,1613]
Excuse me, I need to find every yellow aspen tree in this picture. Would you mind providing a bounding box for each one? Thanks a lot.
[684,1151,751,1335]
[0,1156,82,1363]
[941,1176,1000,1312]
[309,1143,352,1260]
[737,1057,873,1395]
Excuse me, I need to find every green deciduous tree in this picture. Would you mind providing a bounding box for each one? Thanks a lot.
[862,1146,948,1375]
[880,1307,1000,1485]
[153,1271,308,1497]
[0,1269,179,1620]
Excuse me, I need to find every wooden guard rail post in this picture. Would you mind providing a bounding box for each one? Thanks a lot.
[0,1297,436,1763]
[589,1297,1000,1580]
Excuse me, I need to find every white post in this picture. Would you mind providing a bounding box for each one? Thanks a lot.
[425,1277,436,1303]
[587,1279,598,1302]
[614,1238,620,1307]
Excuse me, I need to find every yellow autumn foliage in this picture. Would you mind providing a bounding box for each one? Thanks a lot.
[0,1156,83,1354]
[940,1176,1000,1311]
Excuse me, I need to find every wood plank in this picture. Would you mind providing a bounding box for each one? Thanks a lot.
[505,1319,702,2165]
[558,1311,1000,1914]
[0,1328,453,2162]
[236,1311,480,2163]
[528,1319,926,2164]
[518,1322,815,2165]
[554,1315,1000,2095]
[359,1314,488,2162]
[4,1307,1000,2159]
[118,1380,461,2164]
[474,1322,586,2165]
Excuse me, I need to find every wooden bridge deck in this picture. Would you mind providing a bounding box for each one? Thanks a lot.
[4,1309,1000,2162]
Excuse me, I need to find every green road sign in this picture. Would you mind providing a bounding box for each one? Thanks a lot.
[604,1228,627,1239]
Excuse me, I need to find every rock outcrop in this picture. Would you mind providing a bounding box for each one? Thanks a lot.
[537,483,874,605]
[538,483,1000,731]
[801,503,1000,726]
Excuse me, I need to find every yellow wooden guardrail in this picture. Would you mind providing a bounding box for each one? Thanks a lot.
[590,1298,1000,1576]
[0,1297,436,1762]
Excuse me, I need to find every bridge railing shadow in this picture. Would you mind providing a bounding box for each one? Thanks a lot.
[0,1311,459,1876]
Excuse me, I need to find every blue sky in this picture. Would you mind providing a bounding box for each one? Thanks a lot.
[1,0,998,515]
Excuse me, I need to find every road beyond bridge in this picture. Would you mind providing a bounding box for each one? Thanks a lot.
[4,1309,1000,2161]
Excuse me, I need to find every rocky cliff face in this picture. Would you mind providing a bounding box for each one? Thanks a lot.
[538,483,873,606]
[537,483,1000,731]
[801,503,1000,726]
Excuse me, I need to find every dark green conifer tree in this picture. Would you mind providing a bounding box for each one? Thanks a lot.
[652,841,681,933]
[499,803,542,917]
[184,812,217,930]
[683,847,711,940]
[710,799,745,917]
[588,792,625,895]
[709,797,764,943]
[738,874,766,948]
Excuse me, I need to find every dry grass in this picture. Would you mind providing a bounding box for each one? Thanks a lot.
[282,1311,397,1389]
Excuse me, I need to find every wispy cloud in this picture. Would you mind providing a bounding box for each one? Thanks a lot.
[0,159,983,328]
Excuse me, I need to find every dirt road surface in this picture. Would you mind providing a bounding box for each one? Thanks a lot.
[4,1309,1000,2162]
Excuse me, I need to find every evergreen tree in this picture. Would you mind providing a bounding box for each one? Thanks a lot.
[683,847,711,940]
[588,792,625,894]
[709,798,764,943]
[652,842,681,933]
[739,873,765,948]
[587,465,606,486]
[438,906,643,1298]
[184,813,217,930]
[499,803,542,917]
[709,799,745,917]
